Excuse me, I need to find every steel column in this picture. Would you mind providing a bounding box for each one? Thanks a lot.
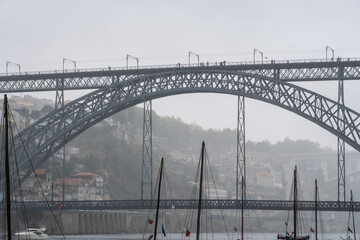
[55,78,66,203]
[236,96,246,200]
[51,84,65,203]
[337,67,346,201]
[141,100,152,200]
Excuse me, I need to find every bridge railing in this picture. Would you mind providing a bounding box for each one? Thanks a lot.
[6,199,360,212]
[1,57,359,77]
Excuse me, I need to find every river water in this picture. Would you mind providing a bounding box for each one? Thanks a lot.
[50,233,346,240]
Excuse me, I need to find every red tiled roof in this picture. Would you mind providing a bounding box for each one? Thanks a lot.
[71,172,101,178]
[55,178,82,185]
[35,169,46,174]
[254,171,273,177]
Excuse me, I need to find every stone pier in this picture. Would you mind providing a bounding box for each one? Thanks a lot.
[3,209,235,235]
[2,210,155,235]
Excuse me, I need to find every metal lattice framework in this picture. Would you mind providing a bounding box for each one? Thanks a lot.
[2,60,360,203]
[337,79,346,201]
[6,199,360,212]
[141,100,152,200]
[7,69,360,186]
[54,82,66,202]
[236,96,246,200]
[1,60,360,93]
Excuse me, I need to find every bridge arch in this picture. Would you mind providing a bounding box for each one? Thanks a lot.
[12,69,360,179]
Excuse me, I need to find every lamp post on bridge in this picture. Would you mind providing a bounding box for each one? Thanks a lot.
[63,58,76,72]
[253,49,264,64]
[126,54,139,69]
[326,46,335,61]
[188,51,200,66]
[6,61,21,76]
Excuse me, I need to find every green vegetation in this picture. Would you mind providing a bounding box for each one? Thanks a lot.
[247,137,324,155]
[41,105,55,114]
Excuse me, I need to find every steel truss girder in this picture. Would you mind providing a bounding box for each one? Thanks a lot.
[52,83,65,202]
[8,199,360,212]
[1,61,360,93]
[338,79,346,201]
[236,96,245,200]
[6,69,360,187]
[141,100,152,200]
[55,79,66,202]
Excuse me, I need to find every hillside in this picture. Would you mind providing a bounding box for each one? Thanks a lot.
[53,105,340,200]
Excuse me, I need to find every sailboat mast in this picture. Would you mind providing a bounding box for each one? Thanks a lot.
[351,190,356,240]
[153,158,164,240]
[196,141,205,240]
[315,179,318,240]
[4,94,12,240]
[294,166,297,239]
[241,176,244,240]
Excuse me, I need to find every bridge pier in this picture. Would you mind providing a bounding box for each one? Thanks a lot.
[101,214,105,234]
[86,213,91,234]
[54,82,66,202]
[125,214,132,230]
[118,215,126,232]
[141,100,153,200]
[100,214,104,234]
[236,95,246,200]
[92,214,97,234]
[106,214,109,234]
[113,213,117,233]
[78,213,85,234]
[0,208,356,234]
[96,214,101,234]
[91,213,95,234]
[116,214,121,233]
[113,214,117,233]
[337,75,346,201]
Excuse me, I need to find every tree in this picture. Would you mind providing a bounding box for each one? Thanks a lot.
[20,107,30,117]
[41,105,54,114]
[30,110,41,119]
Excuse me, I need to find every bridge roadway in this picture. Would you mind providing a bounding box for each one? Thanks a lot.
[1,58,360,93]
[10,199,360,212]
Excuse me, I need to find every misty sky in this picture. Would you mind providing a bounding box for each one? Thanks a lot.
[1,0,360,149]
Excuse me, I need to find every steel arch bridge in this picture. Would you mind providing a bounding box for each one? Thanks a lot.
[8,68,360,184]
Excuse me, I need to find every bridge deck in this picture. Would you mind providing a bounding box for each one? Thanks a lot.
[1,58,360,77]
[10,199,360,212]
[1,59,360,93]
